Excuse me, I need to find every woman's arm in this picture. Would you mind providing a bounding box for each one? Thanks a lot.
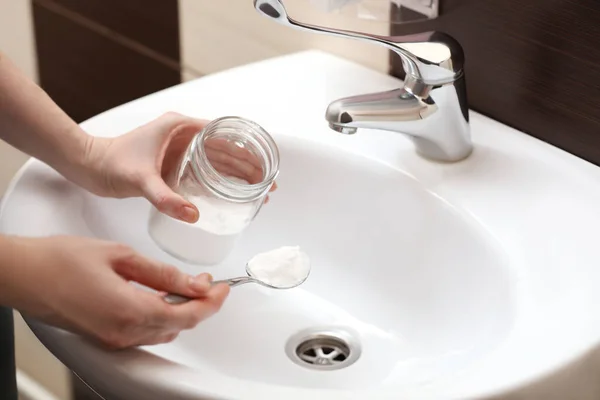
[0,233,229,348]
[0,52,206,221]
[0,52,92,185]
[0,52,199,221]
[0,52,275,221]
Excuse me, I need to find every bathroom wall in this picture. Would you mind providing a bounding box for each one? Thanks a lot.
[0,0,33,198]
[31,0,182,123]
[178,0,389,78]
[20,0,390,124]
[389,0,600,166]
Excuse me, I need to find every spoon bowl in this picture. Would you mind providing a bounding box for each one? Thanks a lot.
[245,261,310,289]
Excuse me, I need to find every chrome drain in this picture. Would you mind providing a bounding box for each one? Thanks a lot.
[285,328,361,371]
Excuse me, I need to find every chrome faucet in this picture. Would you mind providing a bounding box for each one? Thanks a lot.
[254,0,472,162]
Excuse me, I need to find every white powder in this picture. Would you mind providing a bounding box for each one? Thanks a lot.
[190,195,257,235]
[247,246,311,288]
[148,195,257,265]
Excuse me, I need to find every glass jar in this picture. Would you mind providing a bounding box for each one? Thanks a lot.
[148,116,280,265]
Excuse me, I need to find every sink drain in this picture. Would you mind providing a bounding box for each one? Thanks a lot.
[285,328,361,371]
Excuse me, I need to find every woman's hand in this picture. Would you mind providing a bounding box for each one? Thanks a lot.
[0,235,230,349]
[79,112,208,223]
[77,112,277,223]
[0,56,276,220]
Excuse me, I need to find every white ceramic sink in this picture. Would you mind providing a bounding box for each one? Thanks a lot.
[3,51,600,400]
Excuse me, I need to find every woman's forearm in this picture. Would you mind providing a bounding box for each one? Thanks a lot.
[0,52,92,181]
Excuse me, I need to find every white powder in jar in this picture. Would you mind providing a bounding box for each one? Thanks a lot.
[148,194,257,265]
[190,195,256,235]
[247,246,311,288]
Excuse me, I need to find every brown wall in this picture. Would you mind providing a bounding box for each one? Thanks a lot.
[390,0,600,165]
[32,0,181,123]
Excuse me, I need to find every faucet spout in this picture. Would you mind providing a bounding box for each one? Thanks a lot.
[326,87,437,129]
[326,77,472,162]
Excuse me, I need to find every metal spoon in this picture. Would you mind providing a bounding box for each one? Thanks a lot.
[163,249,311,305]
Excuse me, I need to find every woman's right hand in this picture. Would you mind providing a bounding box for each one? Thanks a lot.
[0,235,229,349]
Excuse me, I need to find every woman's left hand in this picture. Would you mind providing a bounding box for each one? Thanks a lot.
[77,112,277,224]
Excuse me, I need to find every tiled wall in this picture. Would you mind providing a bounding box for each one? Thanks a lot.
[389,0,600,166]
[31,0,183,123]
[178,0,389,77]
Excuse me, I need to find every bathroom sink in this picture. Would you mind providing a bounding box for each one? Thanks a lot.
[3,51,600,399]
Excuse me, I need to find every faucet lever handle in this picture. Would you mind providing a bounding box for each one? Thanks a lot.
[254,0,464,85]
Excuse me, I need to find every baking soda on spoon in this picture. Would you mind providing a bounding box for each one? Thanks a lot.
[247,245,311,288]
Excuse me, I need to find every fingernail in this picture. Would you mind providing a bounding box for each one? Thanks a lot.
[190,275,210,292]
[180,205,198,223]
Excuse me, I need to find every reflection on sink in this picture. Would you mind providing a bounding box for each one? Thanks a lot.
[3,51,600,399]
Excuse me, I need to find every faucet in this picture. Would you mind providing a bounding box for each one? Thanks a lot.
[254,0,472,162]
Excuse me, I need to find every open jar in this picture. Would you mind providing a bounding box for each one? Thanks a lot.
[148,116,280,265]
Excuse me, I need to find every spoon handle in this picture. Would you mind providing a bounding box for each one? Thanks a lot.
[163,276,254,305]
[216,276,254,287]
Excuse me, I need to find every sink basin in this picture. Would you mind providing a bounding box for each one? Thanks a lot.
[3,51,600,399]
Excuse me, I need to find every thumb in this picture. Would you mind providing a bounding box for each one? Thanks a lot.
[141,175,198,223]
